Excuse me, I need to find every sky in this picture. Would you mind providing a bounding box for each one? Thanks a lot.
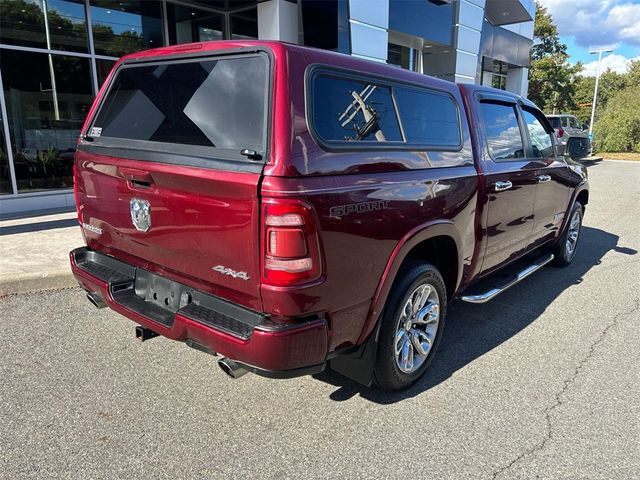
[537,0,640,76]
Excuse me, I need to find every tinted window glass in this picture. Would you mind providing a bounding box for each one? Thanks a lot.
[92,56,267,153]
[562,117,569,127]
[313,75,402,143]
[478,102,524,161]
[394,87,460,147]
[569,117,579,128]
[523,109,554,158]
[548,117,561,128]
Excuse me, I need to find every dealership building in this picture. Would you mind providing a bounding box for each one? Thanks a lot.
[0,0,534,215]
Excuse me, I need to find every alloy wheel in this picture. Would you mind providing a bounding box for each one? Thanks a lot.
[565,208,581,258]
[394,283,440,374]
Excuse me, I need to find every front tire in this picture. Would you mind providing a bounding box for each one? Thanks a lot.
[552,202,583,267]
[373,262,447,391]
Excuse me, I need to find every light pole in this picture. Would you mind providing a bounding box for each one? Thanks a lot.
[588,48,613,153]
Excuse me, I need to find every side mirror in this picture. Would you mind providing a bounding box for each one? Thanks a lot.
[565,137,589,160]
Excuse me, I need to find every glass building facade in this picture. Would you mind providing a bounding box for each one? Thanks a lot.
[0,0,533,214]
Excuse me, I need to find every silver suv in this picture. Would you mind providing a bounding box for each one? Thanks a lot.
[547,114,590,156]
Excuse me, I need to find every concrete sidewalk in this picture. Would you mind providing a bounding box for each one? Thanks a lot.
[0,211,82,295]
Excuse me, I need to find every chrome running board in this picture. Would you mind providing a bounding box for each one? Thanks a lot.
[460,254,554,304]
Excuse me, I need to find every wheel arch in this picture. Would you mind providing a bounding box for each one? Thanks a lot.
[357,220,462,345]
[559,183,589,238]
[576,188,589,206]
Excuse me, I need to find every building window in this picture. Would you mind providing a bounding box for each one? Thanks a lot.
[166,3,224,44]
[0,0,89,52]
[387,43,418,71]
[96,58,116,87]
[0,111,11,195]
[482,58,509,91]
[1,49,94,192]
[230,7,258,40]
[90,0,163,57]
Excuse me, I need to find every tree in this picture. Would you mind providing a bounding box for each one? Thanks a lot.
[593,86,640,152]
[626,60,640,88]
[571,69,627,125]
[528,2,581,113]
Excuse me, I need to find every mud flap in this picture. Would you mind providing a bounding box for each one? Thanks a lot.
[328,325,380,387]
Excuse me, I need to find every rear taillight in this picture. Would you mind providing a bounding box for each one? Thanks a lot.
[262,199,322,286]
[557,127,564,138]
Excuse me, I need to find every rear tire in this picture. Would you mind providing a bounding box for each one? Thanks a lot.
[373,262,447,391]
[552,202,583,267]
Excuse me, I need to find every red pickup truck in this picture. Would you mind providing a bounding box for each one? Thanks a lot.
[70,41,588,390]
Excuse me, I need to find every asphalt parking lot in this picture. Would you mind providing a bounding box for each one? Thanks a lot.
[2,160,639,479]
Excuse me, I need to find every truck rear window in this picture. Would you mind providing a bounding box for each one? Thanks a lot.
[91,54,268,155]
[548,117,561,128]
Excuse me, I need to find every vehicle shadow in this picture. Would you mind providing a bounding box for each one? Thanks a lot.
[314,226,637,403]
[0,218,77,236]
[578,157,604,168]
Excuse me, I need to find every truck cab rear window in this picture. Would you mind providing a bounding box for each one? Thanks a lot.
[91,55,267,154]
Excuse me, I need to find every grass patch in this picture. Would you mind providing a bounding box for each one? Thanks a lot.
[597,152,640,161]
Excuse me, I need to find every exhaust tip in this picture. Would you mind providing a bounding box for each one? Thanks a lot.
[86,291,107,309]
[218,357,249,379]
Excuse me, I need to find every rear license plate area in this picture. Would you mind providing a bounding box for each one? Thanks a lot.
[134,269,192,312]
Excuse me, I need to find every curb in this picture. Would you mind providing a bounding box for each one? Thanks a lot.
[0,270,78,296]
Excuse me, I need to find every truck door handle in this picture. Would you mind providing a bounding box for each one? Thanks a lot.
[493,181,513,192]
[118,167,154,188]
[537,174,551,183]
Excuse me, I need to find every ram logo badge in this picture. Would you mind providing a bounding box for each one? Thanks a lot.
[130,198,151,232]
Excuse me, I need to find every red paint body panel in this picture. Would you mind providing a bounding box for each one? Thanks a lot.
[75,151,263,310]
[70,41,587,376]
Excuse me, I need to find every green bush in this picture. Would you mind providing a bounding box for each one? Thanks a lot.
[593,86,640,153]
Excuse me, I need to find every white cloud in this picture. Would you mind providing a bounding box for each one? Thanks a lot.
[578,53,640,76]
[538,0,640,48]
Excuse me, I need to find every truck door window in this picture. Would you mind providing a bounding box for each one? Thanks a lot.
[312,75,402,143]
[522,109,554,158]
[478,102,524,161]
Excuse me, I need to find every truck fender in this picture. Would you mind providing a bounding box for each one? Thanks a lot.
[329,221,462,386]
[558,182,588,239]
[359,220,463,344]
